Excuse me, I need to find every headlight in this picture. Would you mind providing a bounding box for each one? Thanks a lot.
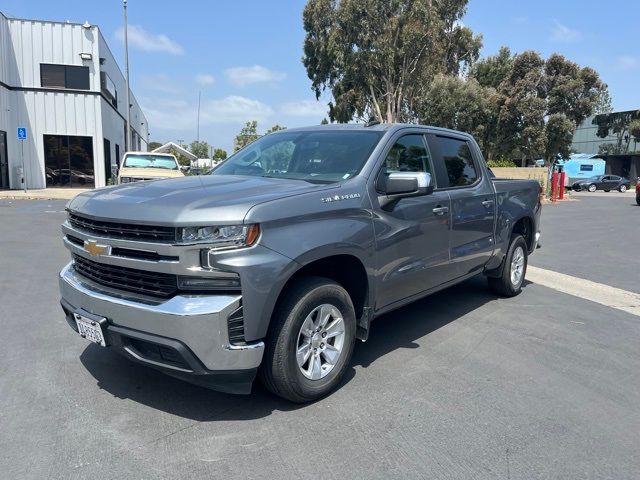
[120,177,131,183]
[178,224,260,249]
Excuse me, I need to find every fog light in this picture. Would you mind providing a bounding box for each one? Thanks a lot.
[177,274,240,291]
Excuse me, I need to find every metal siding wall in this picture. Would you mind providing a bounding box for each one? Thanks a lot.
[3,18,103,188]
[97,31,148,148]
[1,16,146,189]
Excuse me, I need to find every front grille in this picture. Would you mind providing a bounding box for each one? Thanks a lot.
[72,254,178,298]
[227,306,245,345]
[66,234,178,262]
[68,213,176,243]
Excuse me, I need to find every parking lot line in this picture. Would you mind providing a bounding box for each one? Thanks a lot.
[527,266,640,317]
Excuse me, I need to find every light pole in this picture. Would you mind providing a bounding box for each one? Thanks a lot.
[123,0,131,152]
[196,91,201,142]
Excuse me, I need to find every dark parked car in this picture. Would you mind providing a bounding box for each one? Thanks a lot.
[572,175,630,193]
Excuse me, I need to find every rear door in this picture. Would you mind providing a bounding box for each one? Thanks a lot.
[605,175,621,189]
[371,132,454,309]
[427,134,496,278]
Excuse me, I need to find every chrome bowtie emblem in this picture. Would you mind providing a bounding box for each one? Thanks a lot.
[83,239,111,257]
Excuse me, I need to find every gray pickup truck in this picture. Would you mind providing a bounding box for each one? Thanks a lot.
[59,124,541,402]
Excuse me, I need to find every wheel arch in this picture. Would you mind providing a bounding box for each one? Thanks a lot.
[256,249,373,342]
[511,215,535,252]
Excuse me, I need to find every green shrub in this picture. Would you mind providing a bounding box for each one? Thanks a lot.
[487,158,516,168]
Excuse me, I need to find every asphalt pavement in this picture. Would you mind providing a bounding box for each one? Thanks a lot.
[0,197,638,480]
[531,190,639,293]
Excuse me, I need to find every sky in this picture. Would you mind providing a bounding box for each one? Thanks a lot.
[1,0,638,152]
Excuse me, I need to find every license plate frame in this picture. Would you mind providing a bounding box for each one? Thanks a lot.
[74,312,107,347]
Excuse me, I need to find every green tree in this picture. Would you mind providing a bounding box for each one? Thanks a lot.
[168,147,191,167]
[234,121,259,151]
[147,141,163,151]
[594,87,613,115]
[302,0,482,123]
[466,48,606,163]
[417,74,500,158]
[265,124,286,134]
[320,118,329,125]
[544,114,575,163]
[470,46,513,89]
[212,148,228,160]
[189,140,210,158]
[595,110,640,155]
[544,54,605,126]
[630,119,640,151]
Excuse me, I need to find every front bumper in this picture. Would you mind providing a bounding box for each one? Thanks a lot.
[59,263,264,393]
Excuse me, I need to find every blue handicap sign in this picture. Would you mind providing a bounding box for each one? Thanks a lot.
[17,127,27,140]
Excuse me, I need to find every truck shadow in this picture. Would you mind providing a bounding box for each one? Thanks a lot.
[79,275,516,421]
[352,275,501,368]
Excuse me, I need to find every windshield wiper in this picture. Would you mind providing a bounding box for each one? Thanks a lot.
[261,175,332,184]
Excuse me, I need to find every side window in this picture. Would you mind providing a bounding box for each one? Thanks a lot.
[377,134,431,191]
[382,134,431,173]
[431,136,478,187]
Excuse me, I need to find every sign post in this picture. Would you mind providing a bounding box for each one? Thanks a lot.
[17,127,27,193]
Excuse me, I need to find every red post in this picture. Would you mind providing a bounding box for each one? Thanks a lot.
[551,171,558,201]
[559,172,566,200]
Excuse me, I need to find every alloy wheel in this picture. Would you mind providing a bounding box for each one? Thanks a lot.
[296,304,345,380]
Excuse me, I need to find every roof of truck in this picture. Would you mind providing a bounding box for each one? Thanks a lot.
[277,123,473,139]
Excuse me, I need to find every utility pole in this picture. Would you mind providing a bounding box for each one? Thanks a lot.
[123,0,131,152]
[196,91,201,142]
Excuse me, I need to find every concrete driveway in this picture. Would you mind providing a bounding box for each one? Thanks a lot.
[0,197,638,479]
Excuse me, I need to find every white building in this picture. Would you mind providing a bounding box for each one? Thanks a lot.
[0,12,149,190]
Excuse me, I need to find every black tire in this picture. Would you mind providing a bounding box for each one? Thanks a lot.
[636,195,640,206]
[587,184,597,192]
[604,190,610,192]
[487,234,528,297]
[618,185,628,193]
[259,276,356,403]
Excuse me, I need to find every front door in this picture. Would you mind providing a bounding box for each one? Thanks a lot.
[427,134,496,278]
[372,133,454,309]
[0,131,8,189]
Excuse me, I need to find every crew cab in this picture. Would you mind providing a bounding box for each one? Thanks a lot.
[58,124,541,402]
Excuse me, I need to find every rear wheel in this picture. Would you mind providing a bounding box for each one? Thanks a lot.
[588,184,597,192]
[259,277,356,403]
[619,185,627,193]
[487,235,528,297]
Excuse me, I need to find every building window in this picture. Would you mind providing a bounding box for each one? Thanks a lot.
[40,64,90,90]
[44,135,94,188]
[580,164,594,172]
[100,72,118,108]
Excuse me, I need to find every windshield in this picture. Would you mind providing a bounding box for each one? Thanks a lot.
[123,154,179,170]
[212,130,383,183]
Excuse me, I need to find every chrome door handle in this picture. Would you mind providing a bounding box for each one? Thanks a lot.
[482,200,494,208]
[432,206,449,216]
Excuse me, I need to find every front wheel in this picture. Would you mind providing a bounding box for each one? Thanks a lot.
[487,235,528,297]
[259,277,356,403]
[588,184,597,192]
[619,185,627,193]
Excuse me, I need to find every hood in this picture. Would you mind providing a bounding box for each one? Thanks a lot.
[68,175,334,225]
[118,167,184,178]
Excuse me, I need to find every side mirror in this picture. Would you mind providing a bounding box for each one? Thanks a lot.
[180,165,190,173]
[379,172,433,207]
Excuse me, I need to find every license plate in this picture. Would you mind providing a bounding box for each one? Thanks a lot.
[74,313,106,347]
